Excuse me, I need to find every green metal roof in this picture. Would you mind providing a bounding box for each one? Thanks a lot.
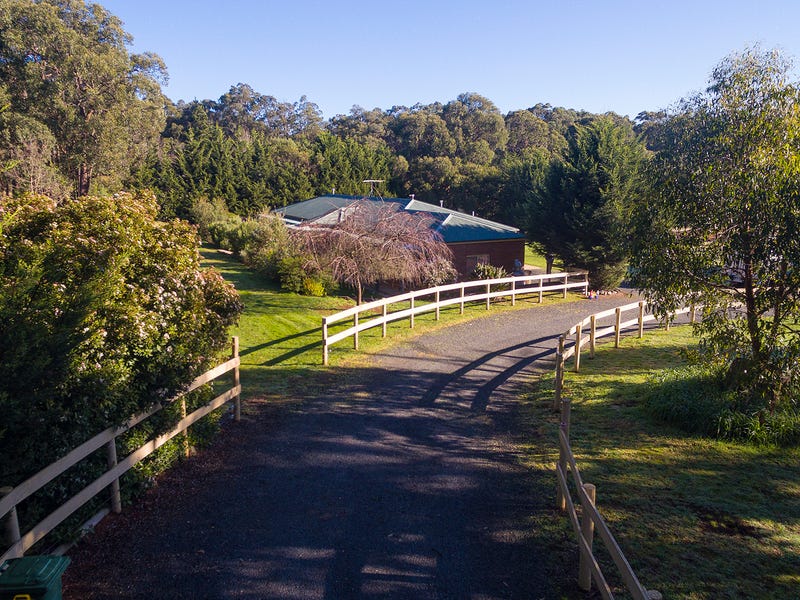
[276,195,525,244]
[273,195,358,223]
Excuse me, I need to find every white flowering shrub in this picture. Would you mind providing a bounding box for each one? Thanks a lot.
[0,191,242,496]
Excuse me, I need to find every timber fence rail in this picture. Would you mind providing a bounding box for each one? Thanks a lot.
[322,271,589,364]
[0,337,241,563]
[553,301,697,599]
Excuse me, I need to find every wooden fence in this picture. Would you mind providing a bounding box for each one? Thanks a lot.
[0,337,241,563]
[553,301,696,599]
[322,271,589,364]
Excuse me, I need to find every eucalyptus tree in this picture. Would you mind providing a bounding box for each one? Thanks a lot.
[505,110,566,156]
[631,47,800,410]
[328,105,392,149]
[0,0,167,195]
[442,93,508,162]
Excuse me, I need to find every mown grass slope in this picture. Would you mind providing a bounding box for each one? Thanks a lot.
[519,326,800,599]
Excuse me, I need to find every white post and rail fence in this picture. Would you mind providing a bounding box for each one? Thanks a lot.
[321,271,589,365]
[0,337,241,563]
[553,300,697,599]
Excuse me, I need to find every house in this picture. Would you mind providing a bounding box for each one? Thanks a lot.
[275,194,526,278]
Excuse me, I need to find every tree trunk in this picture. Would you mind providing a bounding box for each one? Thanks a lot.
[77,163,91,196]
[743,259,761,360]
[545,254,555,275]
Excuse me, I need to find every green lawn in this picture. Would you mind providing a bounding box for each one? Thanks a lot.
[524,245,562,272]
[518,326,800,599]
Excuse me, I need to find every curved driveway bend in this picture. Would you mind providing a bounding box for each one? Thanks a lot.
[64,293,646,599]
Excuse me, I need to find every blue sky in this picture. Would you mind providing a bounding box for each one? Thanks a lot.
[101,0,800,120]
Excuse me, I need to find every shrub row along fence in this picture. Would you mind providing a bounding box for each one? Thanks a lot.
[553,301,696,599]
[0,337,242,563]
[322,271,589,365]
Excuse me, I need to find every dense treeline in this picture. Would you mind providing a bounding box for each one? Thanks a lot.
[0,1,651,290]
[0,0,646,228]
[128,87,642,227]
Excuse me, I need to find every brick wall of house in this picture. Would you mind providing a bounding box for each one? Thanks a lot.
[448,239,525,279]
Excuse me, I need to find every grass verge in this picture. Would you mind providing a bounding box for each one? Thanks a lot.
[517,325,800,599]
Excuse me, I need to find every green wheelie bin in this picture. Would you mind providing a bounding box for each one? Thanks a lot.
[0,556,71,600]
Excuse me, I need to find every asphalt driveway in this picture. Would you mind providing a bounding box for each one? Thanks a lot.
[63,292,643,599]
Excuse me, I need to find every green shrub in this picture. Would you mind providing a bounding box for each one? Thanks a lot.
[470,263,508,280]
[0,191,243,498]
[240,213,293,281]
[226,219,259,257]
[302,277,326,297]
[277,253,309,294]
[189,197,237,241]
[274,252,332,296]
[207,219,241,249]
[646,361,800,446]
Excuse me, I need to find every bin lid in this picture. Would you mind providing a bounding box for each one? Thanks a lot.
[0,556,71,592]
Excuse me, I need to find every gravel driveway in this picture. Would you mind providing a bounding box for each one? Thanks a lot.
[63,292,643,599]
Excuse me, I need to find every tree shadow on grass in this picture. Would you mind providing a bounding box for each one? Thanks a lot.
[522,345,800,599]
[239,328,323,358]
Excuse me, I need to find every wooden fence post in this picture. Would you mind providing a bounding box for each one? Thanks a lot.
[322,319,329,365]
[539,277,543,303]
[460,286,465,315]
[574,322,583,372]
[435,290,441,320]
[1,486,21,548]
[180,397,190,457]
[106,440,122,514]
[511,279,516,306]
[561,394,572,440]
[556,447,566,511]
[553,336,565,411]
[486,282,491,310]
[615,307,622,348]
[584,272,589,295]
[638,301,645,338]
[382,304,388,337]
[563,274,569,298]
[556,398,571,512]
[589,315,596,359]
[578,483,597,591]
[410,297,415,328]
[232,336,241,422]
[354,313,359,349]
